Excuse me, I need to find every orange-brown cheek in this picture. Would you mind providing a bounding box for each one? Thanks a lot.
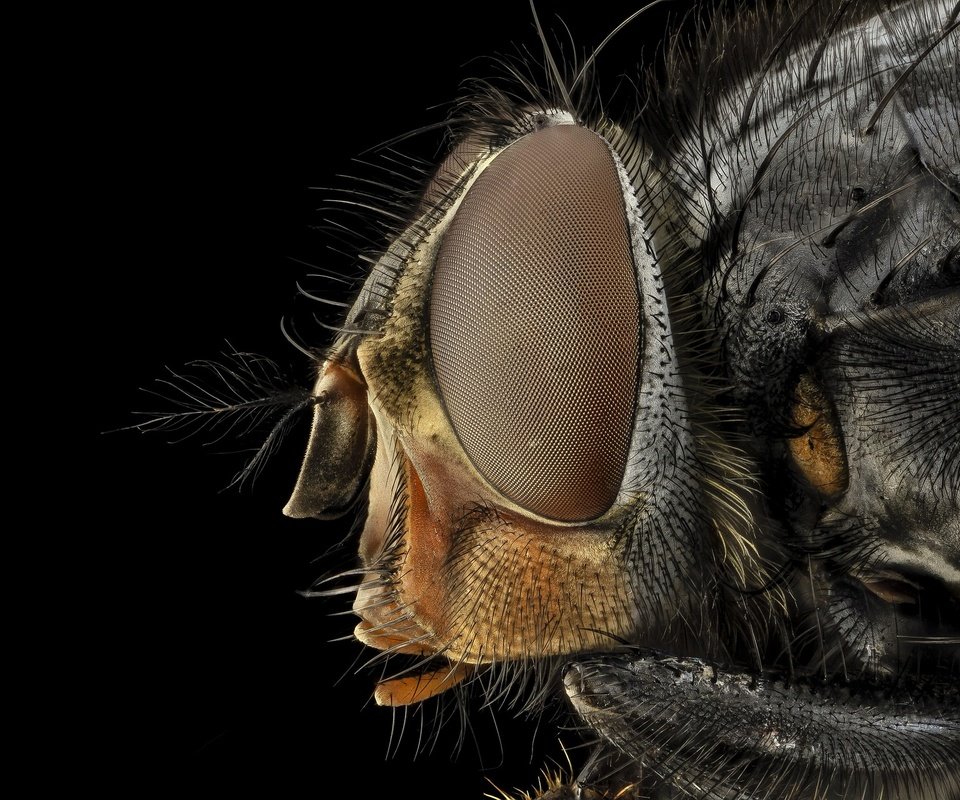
[401,495,634,662]
[395,461,451,639]
[389,440,634,664]
[449,517,634,660]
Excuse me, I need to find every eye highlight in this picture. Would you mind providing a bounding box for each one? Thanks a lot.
[428,124,640,522]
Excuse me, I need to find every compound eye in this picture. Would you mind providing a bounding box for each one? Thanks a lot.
[429,124,640,522]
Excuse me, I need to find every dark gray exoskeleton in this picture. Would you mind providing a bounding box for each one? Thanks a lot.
[565,1,960,797]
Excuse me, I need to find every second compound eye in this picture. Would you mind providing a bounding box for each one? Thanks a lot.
[428,124,640,523]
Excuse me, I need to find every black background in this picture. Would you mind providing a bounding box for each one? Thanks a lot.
[87,2,711,795]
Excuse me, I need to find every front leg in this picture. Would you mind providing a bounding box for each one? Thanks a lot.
[561,652,960,800]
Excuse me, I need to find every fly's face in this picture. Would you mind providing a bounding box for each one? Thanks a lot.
[283,112,719,704]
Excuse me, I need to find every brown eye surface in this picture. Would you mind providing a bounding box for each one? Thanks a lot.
[429,124,640,522]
